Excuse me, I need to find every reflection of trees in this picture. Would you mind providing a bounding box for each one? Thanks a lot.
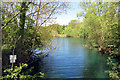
[83,49,109,78]
[28,59,47,75]
[67,38,86,46]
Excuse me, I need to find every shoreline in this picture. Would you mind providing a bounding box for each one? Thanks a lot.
[55,34,80,38]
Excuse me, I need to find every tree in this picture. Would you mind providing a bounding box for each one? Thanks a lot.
[2,1,69,64]
[77,1,119,79]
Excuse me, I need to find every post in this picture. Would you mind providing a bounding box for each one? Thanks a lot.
[9,55,17,70]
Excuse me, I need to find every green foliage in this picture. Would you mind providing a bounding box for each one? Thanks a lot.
[2,2,59,64]
[39,24,67,37]
[64,20,82,37]
[63,2,119,79]
[3,63,44,79]
[77,2,119,49]
[2,1,119,79]
[77,2,119,79]
[105,56,120,79]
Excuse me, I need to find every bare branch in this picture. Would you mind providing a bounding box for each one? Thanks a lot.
[26,3,49,17]
[2,2,31,30]
[32,1,41,49]
[2,11,21,30]
[39,3,59,28]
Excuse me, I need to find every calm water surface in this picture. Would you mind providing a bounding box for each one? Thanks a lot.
[35,38,109,78]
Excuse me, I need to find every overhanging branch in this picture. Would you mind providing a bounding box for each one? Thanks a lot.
[2,11,21,30]
[39,3,59,28]
[2,2,31,30]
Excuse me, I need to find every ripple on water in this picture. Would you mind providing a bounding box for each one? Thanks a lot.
[36,38,109,78]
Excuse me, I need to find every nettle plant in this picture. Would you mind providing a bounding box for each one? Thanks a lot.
[3,63,44,79]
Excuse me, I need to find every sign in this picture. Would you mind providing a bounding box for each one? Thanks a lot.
[9,55,17,63]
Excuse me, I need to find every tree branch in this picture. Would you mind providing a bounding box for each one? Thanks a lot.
[26,3,49,17]
[2,2,31,30]
[1,11,21,30]
[39,3,59,28]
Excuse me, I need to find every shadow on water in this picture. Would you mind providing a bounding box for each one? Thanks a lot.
[32,37,109,78]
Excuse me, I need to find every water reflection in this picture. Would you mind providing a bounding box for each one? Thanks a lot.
[34,38,109,78]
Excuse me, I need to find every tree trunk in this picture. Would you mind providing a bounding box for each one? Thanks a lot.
[15,2,26,63]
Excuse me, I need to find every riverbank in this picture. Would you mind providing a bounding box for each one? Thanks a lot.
[55,34,80,38]
[55,35,117,56]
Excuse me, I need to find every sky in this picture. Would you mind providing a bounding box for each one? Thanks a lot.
[55,2,84,25]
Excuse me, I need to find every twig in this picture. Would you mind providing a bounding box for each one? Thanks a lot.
[2,11,21,30]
